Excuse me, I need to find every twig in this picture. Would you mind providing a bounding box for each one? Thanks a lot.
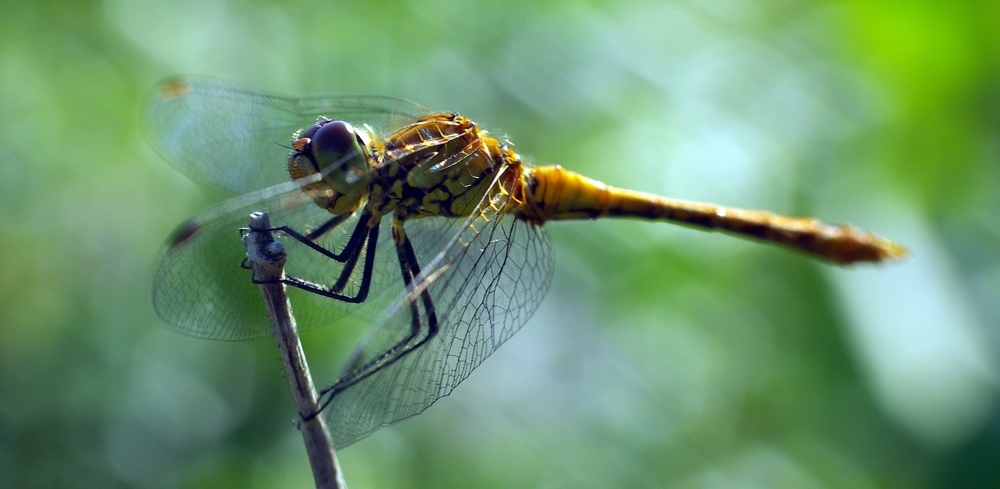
[243,212,347,489]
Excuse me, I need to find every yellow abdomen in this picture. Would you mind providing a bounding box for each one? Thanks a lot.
[519,165,906,264]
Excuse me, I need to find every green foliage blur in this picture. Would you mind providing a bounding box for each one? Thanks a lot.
[2,0,998,488]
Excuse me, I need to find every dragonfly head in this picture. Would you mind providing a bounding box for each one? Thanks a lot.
[290,119,371,195]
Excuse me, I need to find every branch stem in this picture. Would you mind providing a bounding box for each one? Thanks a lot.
[243,212,346,489]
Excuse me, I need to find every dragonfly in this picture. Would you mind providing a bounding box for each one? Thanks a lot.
[147,77,906,448]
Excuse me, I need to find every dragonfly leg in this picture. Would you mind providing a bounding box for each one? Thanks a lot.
[290,212,376,294]
[244,211,380,302]
[313,215,441,412]
[394,218,439,342]
[268,212,371,262]
[330,228,367,294]
[239,212,363,272]
[279,222,380,303]
[304,213,351,241]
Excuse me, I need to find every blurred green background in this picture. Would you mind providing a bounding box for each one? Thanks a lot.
[2,0,999,487]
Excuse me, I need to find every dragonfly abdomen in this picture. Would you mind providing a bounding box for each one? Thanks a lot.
[521,165,906,264]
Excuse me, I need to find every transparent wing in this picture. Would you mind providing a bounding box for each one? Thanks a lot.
[152,181,403,340]
[144,76,431,194]
[320,173,555,447]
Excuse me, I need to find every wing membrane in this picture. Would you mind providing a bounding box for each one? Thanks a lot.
[152,182,401,340]
[320,174,555,447]
[144,77,430,194]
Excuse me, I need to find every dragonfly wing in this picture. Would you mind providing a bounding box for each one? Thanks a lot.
[144,77,431,195]
[320,172,555,447]
[153,181,402,340]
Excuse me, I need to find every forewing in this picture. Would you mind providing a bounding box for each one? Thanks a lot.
[321,174,555,447]
[144,77,430,194]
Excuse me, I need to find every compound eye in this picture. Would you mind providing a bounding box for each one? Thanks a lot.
[303,118,330,139]
[312,121,355,157]
[311,120,370,194]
